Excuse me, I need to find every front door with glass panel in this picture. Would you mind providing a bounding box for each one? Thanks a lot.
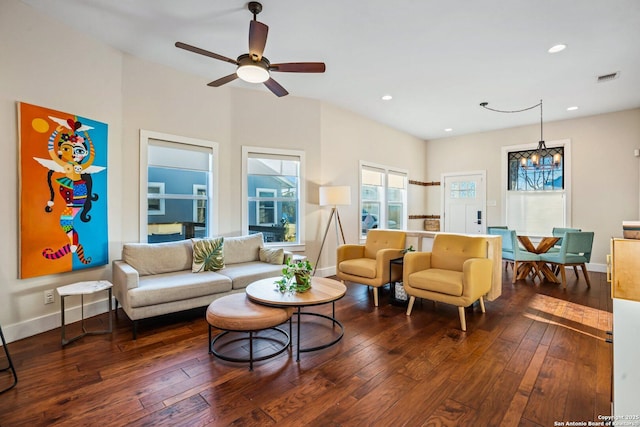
[442,172,486,234]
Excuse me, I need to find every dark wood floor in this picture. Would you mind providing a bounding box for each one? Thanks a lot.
[0,268,613,426]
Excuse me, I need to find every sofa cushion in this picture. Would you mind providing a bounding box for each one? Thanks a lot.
[129,270,232,307]
[259,247,285,265]
[408,268,463,296]
[339,258,376,279]
[122,240,193,276]
[218,261,285,290]
[224,233,264,265]
[192,237,225,272]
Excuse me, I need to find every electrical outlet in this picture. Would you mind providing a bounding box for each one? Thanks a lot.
[44,289,54,305]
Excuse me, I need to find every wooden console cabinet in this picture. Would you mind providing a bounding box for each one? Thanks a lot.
[608,238,640,417]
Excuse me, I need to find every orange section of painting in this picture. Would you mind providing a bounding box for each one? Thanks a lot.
[19,103,72,277]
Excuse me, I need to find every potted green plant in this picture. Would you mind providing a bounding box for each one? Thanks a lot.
[401,245,415,255]
[275,258,313,293]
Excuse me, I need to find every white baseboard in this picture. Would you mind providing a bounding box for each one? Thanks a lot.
[2,296,113,344]
[314,266,337,278]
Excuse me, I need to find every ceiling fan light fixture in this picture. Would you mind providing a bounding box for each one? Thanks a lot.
[548,44,567,53]
[237,64,269,83]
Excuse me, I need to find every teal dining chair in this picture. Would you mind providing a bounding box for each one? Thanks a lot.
[489,228,540,283]
[549,227,582,252]
[539,231,594,288]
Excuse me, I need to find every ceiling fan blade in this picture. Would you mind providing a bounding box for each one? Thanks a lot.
[207,73,239,87]
[175,41,238,65]
[264,78,289,97]
[270,62,326,73]
[249,21,268,60]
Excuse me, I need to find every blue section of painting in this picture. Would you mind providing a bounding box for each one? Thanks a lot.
[72,115,108,270]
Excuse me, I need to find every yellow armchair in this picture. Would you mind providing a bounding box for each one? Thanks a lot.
[336,229,406,306]
[403,234,492,331]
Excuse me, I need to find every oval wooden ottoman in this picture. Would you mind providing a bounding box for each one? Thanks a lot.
[206,293,293,370]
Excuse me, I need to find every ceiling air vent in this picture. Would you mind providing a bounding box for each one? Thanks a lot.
[597,71,620,83]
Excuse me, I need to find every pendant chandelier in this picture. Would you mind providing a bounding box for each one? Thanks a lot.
[480,99,561,168]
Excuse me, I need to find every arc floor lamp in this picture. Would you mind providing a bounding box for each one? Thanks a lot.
[313,185,351,275]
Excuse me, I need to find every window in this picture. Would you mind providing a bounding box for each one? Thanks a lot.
[360,162,408,237]
[508,147,564,191]
[147,182,165,215]
[242,147,305,247]
[193,184,207,224]
[140,130,219,243]
[256,188,277,225]
[502,141,571,236]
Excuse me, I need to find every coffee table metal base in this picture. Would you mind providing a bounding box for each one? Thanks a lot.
[294,304,344,361]
[208,326,291,371]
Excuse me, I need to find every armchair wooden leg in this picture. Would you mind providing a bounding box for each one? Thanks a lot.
[406,296,416,316]
[580,264,591,287]
[479,296,486,313]
[458,306,467,331]
[373,288,379,307]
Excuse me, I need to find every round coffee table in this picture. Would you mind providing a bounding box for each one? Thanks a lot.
[246,276,346,361]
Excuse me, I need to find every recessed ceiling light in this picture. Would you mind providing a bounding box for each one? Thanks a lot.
[444,128,453,132]
[567,106,579,111]
[548,44,567,53]
[381,94,393,101]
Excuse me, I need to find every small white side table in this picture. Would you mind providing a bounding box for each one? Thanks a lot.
[56,280,113,346]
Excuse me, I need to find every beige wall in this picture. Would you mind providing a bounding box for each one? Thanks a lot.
[0,0,427,341]
[425,108,640,268]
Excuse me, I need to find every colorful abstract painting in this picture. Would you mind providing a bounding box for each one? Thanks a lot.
[19,102,108,279]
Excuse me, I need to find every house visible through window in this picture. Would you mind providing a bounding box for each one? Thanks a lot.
[140,131,218,244]
[243,147,304,246]
[360,162,407,237]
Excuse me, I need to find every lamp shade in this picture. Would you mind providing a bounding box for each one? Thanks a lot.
[319,186,351,206]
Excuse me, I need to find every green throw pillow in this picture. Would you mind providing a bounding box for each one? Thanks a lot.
[259,247,285,265]
[192,237,225,272]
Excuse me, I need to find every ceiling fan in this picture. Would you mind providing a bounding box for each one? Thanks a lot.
[175,1,326,97]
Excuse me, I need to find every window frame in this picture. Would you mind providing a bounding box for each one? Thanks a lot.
[359,161,408,239]
[242,146,305,251]
[501,139,572,236]
[139,130,219,242]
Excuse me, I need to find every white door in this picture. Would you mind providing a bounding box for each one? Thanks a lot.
[442,172,486,234]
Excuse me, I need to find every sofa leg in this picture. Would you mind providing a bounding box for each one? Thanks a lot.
[458,307,467,331]
[373,288,379,307]
[479,296,486,313]
[406,296,415,316]
[132,320,138,340]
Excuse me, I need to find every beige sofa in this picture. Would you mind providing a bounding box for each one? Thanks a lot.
[112,233,288,338]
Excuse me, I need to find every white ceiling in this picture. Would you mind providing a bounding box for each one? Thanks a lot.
[20,0,640,140]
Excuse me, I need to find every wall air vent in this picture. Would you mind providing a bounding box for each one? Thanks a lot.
[597,71,620,83]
